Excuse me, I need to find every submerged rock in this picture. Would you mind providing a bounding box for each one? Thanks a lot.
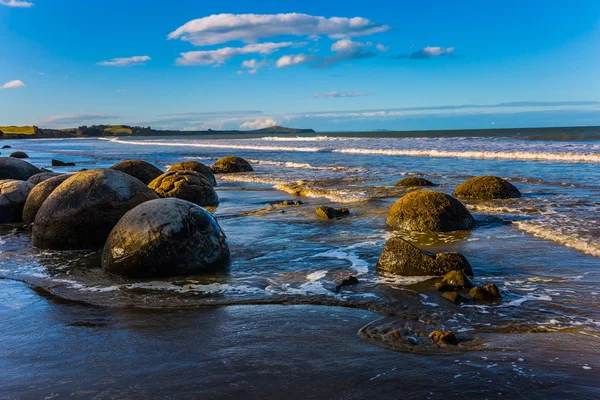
[27,171,63,185]
[148,170,219,207]
[333,275,359,293]
[387,190,475,232]
[429,331,459,346]
[10,151,29,159]
[22,174,71,224]
[110,160,163,185]
[453,176,521,200]
[2,145,11,149]
[395,177,435,187]
[377,237,473,276]
[435,270,475,291]
[0,179,34,223]
[469,283,502,301]
[0,157,40,181]
[51,159,75,167]
[32,169,158,250]
[315,206,350,219]
[102,198,230,278]
[441,291,468,305]
[167,161,217,186]
[211,156,253,174]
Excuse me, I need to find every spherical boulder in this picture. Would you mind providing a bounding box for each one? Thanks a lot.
[0,180,35,223]
[387,190,475,232]
[395,177,435,187]
[22,174,71,224]
[32,169,159,250]
[148,170,219,206]
[453,176,521,200]
[211,156,253,174]
[0,157,40,181]
[110,160,163,185]
[10,151,29,159]
[167,161,217,186]
[27,171,63,185]
[102,198,230,278]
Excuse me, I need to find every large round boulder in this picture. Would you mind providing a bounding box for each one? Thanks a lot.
[102,198,230,278]
[10,151,29,159]
[32,169,159,250]
[22,174,71,224]
[167,161,217,186]
[110,160,163,185]
[211,156,253,174]
[27,171,63,185]
[148,170,219,207]
[453,176,521,200]
[0,157,40,181]
[0,180,35,223]
[387,190,475,232]
[395,177,435,187]
[377,237,473,276]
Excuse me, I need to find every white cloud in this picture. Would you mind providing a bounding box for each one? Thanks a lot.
[97,55,151,67]
[168,13,390,46]
[316,39,376,67]
[0,0,33,8]
[177,42,295,66]
[2,80,26,89]
[241,58,267,69]
[376,43,388,52]
[275,54,315,68]
[410,46,455,59]
[240,117,278,130]
[248,69,258,74]
[312,91,373,98]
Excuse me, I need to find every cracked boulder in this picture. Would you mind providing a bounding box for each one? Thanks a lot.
[0,179,35,223]
[110,160,163,185]
[0,157,40,181]
[148,170,219,207]
[22,174,71,224]
[167,161,217,186]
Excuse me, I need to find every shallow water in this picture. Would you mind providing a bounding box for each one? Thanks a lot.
[1,129,599,397]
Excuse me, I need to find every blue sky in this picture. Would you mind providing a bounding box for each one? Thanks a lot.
[1,0,599,131]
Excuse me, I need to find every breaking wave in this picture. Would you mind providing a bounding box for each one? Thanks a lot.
[513,221,600,258]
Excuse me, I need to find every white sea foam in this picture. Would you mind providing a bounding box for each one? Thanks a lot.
[311,248,370,275]
[246,159,366,172]
[513,221,600,257]
[257,136,355,142]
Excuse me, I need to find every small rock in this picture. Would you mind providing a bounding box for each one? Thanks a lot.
[10,151,29,159]
[469,283,502,301]
[2,145,12,149]
[333,275,359,293]
[316,206,350,219]
[441,291,467,305]
[429,330,459,346]
[51,159,75,167]
[435,270,475,291]
[211,156,253,174]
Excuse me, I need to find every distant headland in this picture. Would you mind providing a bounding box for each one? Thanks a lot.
[0,125,316,140]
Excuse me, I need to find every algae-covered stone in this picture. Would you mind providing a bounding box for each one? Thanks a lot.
[395,177,435,187]
[148,170,219,207]
[0,157,40,181]
[167,161,217,186]
[32,169,159,250]
[102,198,230,278]
[110,160,163,184]
[0,179,34,223]
[211,156,253,174]
[441,291,467,305]
[377,237,473,276]
[453,176,521,200]
[469,283,502,301]
[316,206,350,219]
[387,190,475,232]
[27,171,63,185]
[429,330,459,346]
[435,270,475,291]
[10,151,29,159]
[22,174,71,224]
[51,159,75,167]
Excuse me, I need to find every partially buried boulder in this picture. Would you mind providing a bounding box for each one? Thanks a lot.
[10,151,29,159]
[434,270,475,291]
[32,169,159,250]
[395,177,435,187]
[387,190,475,232]
[211,156,253,174]
[51,159,75,167]
[167,161,217,186]
[102,198,230,278]
[453,176,521,200]
[0,180,34,223]
[27,171,63,185]
[148,170,219,207]
[0,157,40,181]
[22,174,71,224]
[377,237,473,276]
[469,283,502,301]
[2,145,11,149]
[315,206,350,219]
[110,159,163,185]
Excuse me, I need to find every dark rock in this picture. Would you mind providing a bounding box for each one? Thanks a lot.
[22,174,71,224]
[469,283,502,301]
[10,151,29,159]
[51,159,76,167]
[395,177,435,187]
[110,160,163,185]
[441,291,468,305]
[429,330,459,346]
[148,170,219,207]
[101,198,230,278]
[32,169,159,250]
[333,275,359,293]
[0,180,34,223]
[0,157,40,181]
[387,190,475,232]
[316,206,350,219]
[271,200,303,206]
[211,156,253,174]
[167,161,217,186]
[377,237,473,276]
[435,270,475,291]
[2,145,11,149]
[453,176,521,200]
[26,171,63,185]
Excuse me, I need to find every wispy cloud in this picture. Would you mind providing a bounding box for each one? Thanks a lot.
[168,13,390,46]
[97,56,151,67]
[275,54,315,68]
[376,43,388,52]
[39,113,119,126]
[390,46,456,60]
[240,117,278,130]
[177,42,295,66]
[312,91,374,98]
[0,0,33,8]
[315,39,376,67]
[2,80,26,89]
